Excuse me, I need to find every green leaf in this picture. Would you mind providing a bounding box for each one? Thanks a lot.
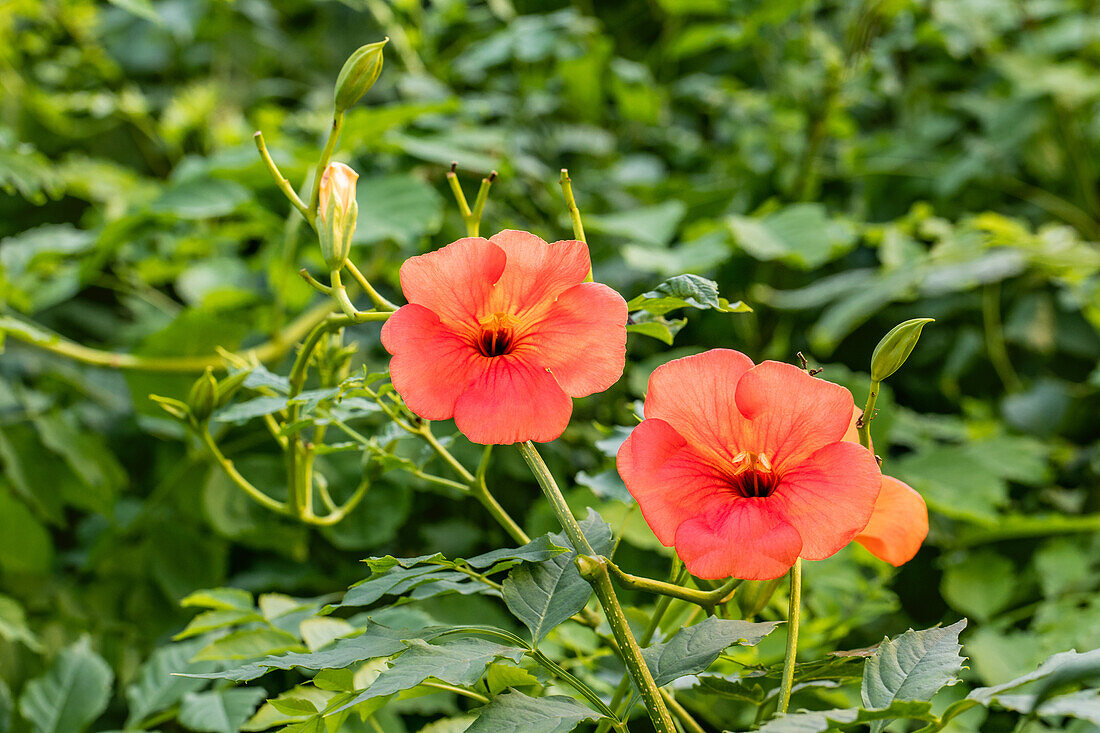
[968,648,1100,707]
[861,620,967,733]
[502,510,614,644]
[181,587,255,612]
[192,628,303,662]
[465,690,597,733]
[150,177,251,219]
[758,699,937,732]
[586,200,686,247]
[728,203,857,270]
[626,312,688,344]
[125,640,215,728]
[333,637,525,712]
[352,175,444,246]
[177,688,267,733]
[105,0,164,24]
[940,550,1015,622]
[0,679,10,733]
[642,617,781,686]
[627,274,748,316]
[181,621,427,682]
[0,594,42,651]
[19,638,113,733]
[0,486,52,575]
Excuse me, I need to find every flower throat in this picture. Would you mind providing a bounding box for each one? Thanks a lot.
[477,313,519,357]
[729,452,778,498]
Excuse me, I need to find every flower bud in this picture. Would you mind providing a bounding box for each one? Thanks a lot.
[333,39,387,113]
[318,162,359,272]
[216,369,251,408]
[870,318,934,383]
[187,367,219,424]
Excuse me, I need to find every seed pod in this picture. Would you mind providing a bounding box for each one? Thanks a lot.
[333,39,387,113]
[870,318,934,382]
[187,367,219,424]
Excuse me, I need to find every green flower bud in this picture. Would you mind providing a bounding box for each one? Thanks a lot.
[149,394,190,422]
[318,162,359,272]
[333,38,387,113]
[870,318,934,382]
[187,367,219,424]
[216,369,252,408]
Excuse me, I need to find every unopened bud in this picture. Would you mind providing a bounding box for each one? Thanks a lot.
[187,367,219,424]
[333,39,387,113]
[216,369,251,408]
[870,318,934,383]
[318,162,359,271]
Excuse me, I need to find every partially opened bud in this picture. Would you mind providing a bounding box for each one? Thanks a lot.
[334,39,387,113]
[318,162,359,272]
[870,317,934,382]
[187,367,219,424]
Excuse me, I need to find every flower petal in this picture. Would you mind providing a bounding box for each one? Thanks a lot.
[381,304,484,420]
[770,441,881,560]
[734,361,855,471]
[523,282,628,397]
[453,354,573,444]
[398,237,506,328]
[642,349,756,461]
[617,418,733,546]
[674,500,802,580]
[487,230,590,317]
[856,476,928,566]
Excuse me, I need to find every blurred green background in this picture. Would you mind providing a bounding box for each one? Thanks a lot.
[1,0,1099,731]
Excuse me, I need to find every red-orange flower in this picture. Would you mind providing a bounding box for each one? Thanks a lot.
[844,410,928,566]
[381,230,627,445]
[617,350,882,580]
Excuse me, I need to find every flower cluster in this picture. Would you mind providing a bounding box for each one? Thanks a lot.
[383,233,927,580]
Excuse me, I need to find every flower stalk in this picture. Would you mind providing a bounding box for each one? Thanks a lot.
[517,441,676,733]
[776,557,803,715]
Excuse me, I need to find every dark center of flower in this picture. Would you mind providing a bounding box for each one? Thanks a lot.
[727,452,779,498]
[477,313,519,357]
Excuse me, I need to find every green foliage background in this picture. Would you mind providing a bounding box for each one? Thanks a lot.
[1,0,1098,731]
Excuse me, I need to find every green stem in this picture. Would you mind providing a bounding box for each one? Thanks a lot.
[446,165,495,237]
[470,445,529,545]
[662,689,706,733]
[776,558,802,716]
[253,131,311,221]
[517,441,675,733]
[607,562,740,609]
[559,169,587,243]
[856,381,879,449]
[528,648,621,723]
[982,283,1022,393]
[0,301,334,373]
[598,564,686,733]
[199,430,287,514]
[343,261,399,311]
[308,112,345,214]
[419,681,489,704]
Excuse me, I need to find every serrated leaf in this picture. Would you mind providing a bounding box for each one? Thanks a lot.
[173,609,263,640]
[193,628,303,661]
[333,637,524,712]
[627,274,747,316]
[18,638,113,733]
[968,648,1100,706]
[178,688,267,733]
[502,509,614,644]
[125,640,215,728]
[181,588,254,612]
[214,396,288,424]
[758,699,936,732]
[642,617,781,686]
[861,620,967,733]
[465,690,598,733]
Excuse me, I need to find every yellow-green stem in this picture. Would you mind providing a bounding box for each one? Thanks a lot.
[559,169,587,244]
[254,131,310,220]
[308,112,345,213]
[776,558,802,716]
[200,430,287,514]
[517,441,675,733]
[856,381,879,449]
